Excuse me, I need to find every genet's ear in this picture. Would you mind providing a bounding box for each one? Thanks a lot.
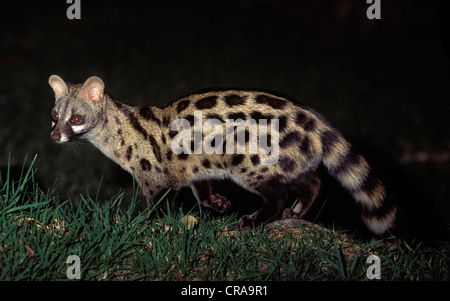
[48,75,68,100]
[79,76,105,104]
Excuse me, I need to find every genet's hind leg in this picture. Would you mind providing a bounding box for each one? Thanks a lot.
[283,173,321,219]
[239,179,289,230]
[190,180,231,213]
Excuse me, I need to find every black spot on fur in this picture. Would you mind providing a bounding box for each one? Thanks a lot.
[321,130,340,155]
[177,153,189,160]
[331,146,362,176]
[361,170,382,197]
[304,119,316,132]
[296,112,308,127]
[184,114,195,127]
[195,96,217,109]
[169,130,178,139]
[112,99,124,109]
[231,154,245,166]
[117,129,122,135]
[140,158,152,171]
[278,156,295,172]
[280,131,302,149]
[126,146,133,161]
[240,167,248,173]
[250,155,260,165]
[300,135,312,157]
[166,150,173,161]
[225,94,245,107]
[278,115,288,132]
[250,111,273,122]
[192,166,199,173]
[261,167,269,173]
[162,116,171,127]
[202,159,211,168]
[129,114,148,140]
[139,106,161,126]
[228,112,246,120]
[149,135,162,163]
[206,113,224,123]
[255,94,286,109]
[256,175,264,180]
[177,100,190,113]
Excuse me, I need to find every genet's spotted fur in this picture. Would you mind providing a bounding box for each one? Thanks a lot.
[49,75,396,237]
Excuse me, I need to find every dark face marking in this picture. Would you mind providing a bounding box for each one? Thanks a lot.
[149,135,162,163]
[195,96,217,109]
[139,106,161,126]
[280,131,302,149]
[224,94,246,107]
[177,100,190,113]
[260,167,269,173]
[231,154,245,166]
[192,166,199,174]
[202,159,211,168]
[255,94,286,109]
[251,155,260,165]
[140,158,152,171]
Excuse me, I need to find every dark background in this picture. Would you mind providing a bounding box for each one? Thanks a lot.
[1,0,449,240]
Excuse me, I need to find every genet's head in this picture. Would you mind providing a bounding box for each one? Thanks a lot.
[49,75,105,143]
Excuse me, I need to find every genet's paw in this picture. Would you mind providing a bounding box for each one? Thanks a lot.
[209,193,231,213]
[238,215,255,230]
[282,208,301,219]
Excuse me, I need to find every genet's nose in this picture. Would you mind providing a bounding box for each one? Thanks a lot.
[51,132,61,142]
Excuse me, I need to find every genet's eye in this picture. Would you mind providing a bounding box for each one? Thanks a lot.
[51,112,59,122]
[71,115,83,125]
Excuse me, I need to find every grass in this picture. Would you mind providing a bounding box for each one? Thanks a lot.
[1,156,449,281]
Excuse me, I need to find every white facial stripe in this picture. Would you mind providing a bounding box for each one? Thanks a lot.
[60,133,70,143]
[71,124,87,133]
